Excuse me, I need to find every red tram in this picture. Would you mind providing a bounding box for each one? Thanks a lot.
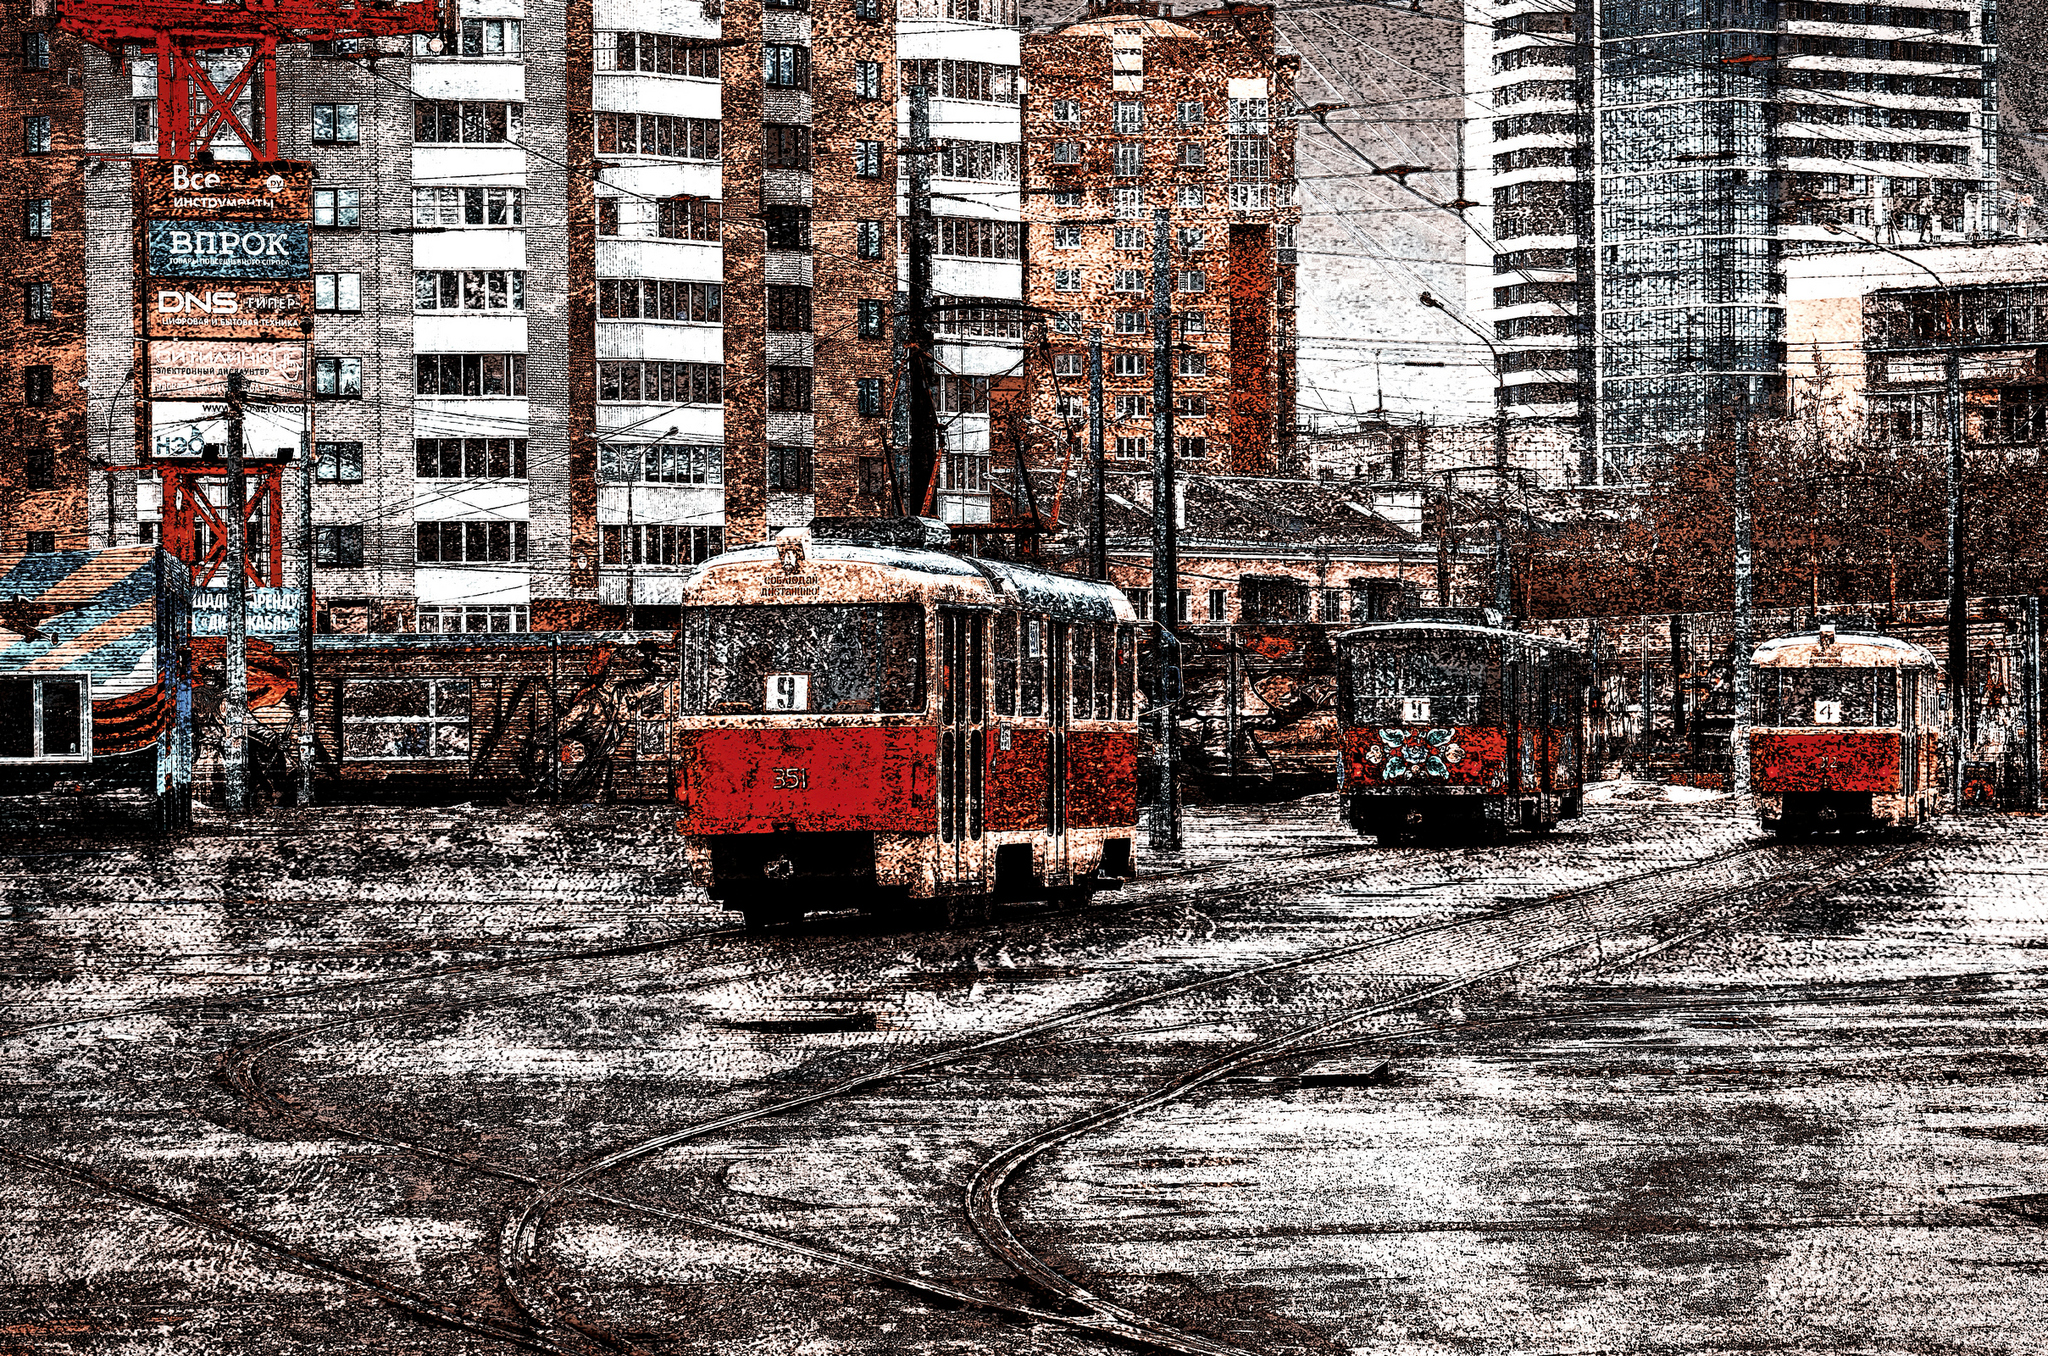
[672,519,1141,928]
[1749,625,1942,837]
[1335,620,1594,843]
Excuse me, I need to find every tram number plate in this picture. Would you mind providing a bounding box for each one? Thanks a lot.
[1401,697,1432,724]
[766,673,810,711]
[1814,700,1843,725]
[773,766,809,790]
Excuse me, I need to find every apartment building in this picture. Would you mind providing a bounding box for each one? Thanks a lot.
[1018,1,1299,482]
[31,0,1024,632]
[1464,0,2003,486]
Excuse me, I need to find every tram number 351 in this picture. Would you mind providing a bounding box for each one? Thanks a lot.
[773,766,809,790]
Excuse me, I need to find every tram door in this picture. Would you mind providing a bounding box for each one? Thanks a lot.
[938,609,987,891]
[1047,621,1070,880]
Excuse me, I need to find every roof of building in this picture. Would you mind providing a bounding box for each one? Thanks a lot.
[1013,470,1438,556]
[1049,14,1209,39]
[1752,631,1940,669]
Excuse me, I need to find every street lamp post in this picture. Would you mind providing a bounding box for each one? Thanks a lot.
[1419,291,1511,618]
[1822,222,1966,805]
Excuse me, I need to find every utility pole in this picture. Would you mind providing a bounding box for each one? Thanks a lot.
[1731,386,1754,800]
[1944,339,1967,807]
[1088,325,1106,580]
[906,82,940,515]
[1149,204,1180,851]
[224,371,249,815]
[1435,471,1452,607]
[295,322,315,808]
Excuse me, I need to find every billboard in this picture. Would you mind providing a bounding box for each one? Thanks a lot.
[141,161,312,222]
[148,220,310,279]
[145,281,310,341]
[150,400,302,461]
[148,342,305,401]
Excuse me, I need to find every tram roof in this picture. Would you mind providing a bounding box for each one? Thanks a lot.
[685,541,1136,625]
[1752,631,1940,668]
[1334,621,1591,656]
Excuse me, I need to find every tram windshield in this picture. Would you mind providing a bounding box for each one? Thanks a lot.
[680,604,925,714]
[1753,667,1898,727]
[1343,636,1489,727]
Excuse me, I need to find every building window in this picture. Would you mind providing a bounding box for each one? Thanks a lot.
[764,123,810,169]
[415,520,530,563]
[855,60,882,98]
[1053,98,1081,123]
[599,31,721,75]
[24,116,51,154]
[659,196,721,241]
[25,446,55,489]
[1114,269,1146,294]
[24,365,53,405]
[763,43,809,89]
[413,186,525,226]
[858,298,886,339]
[1053,309,1081,334]
[23,33,50,71]
[24,281,53,322]
[1115,225,1147,251]
[596,278,720,321]
[1177,100,1205,126]
[24,197,51,239]
[1115,393,1148,420]
[1054,268,1083,292]
[417,270,525,311]
[936,217,1020,259]
[133,99,154,144]
[1054,189,1082,207]
[597,361,722,403]
[1176,394,1209,416]
[767,366,813,412]
[314,272,362,312]
[1229,138,1271,182]
[598,198,619,235]
[904,58,1017,103]
[415,354,527,397]
[857,377,884,415]
[1178,270,1208,293]
[1113,142,1141,176]
[859,455,888,496]
[0,674,88,762]
[1178,351,1206,377]
[315,440,365,482]
[1052,352,1084,377]
[936,139,1019,182]
[1228,97,1269,134]
[1113,187,1144,219]
[766,285,812,332]
[855,140,882,177]
[1179,312,1207,336]
[1112,353,1146,377]
[598,441,720,484]
[753,204,807,250]
[1178,435,1208,458]
[857,219,882,258]
[1177,185,1205,207]
[1054,224,1082,248]
[1175,589,1191,623]
[417,100,528,145]
[593,112,718,159]
[1177,226,1207,252]
[418,438,528,479]
[1113,101,1142,134]
[459,17,521,55]
[601,524,724,565]
[25,530,56,554]
[414,605,528,634]
[1115,435,1147,459]
[767,444,814,491]
[311,103,359,143]
[314,525,365,566]
[1207,588,1226,621]
[854,0,878,17]
[312,187,361,228]
[1052,139,1081,165]
[1178,141,1207,169]
[341,678,472,759]
[1114,311,1146,335]
[937,375,990,414]
[314,357,362,398]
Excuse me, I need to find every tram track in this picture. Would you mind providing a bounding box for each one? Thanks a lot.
[8,814,1791,1356]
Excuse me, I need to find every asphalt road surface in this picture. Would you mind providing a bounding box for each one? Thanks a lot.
[3,792,2043,1356]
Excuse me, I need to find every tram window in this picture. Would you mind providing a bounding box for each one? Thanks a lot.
[1755,667,1897,727]
[1019,615,1045,717]
[1095,626,1116,719]
[0,675,87,761]
[994,613,1018,717]
[1072,622,1096,721]
[1346,639,1488,726]
[1115,625,1136,719]
[679,604,924,713]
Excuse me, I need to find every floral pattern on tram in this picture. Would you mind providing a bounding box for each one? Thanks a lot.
[1359,727,1465,780]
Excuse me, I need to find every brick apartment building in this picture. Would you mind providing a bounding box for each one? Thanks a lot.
[7,0,1029,630]
[1017,1,1298,481]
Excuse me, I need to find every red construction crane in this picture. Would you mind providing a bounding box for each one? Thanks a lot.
[60,0,447,160]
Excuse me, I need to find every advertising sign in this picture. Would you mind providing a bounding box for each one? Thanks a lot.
[149,341,304,399]
[150,400,303,461]
[145,280,311,341]
[141,161,312,221]
[148,220,310,280]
